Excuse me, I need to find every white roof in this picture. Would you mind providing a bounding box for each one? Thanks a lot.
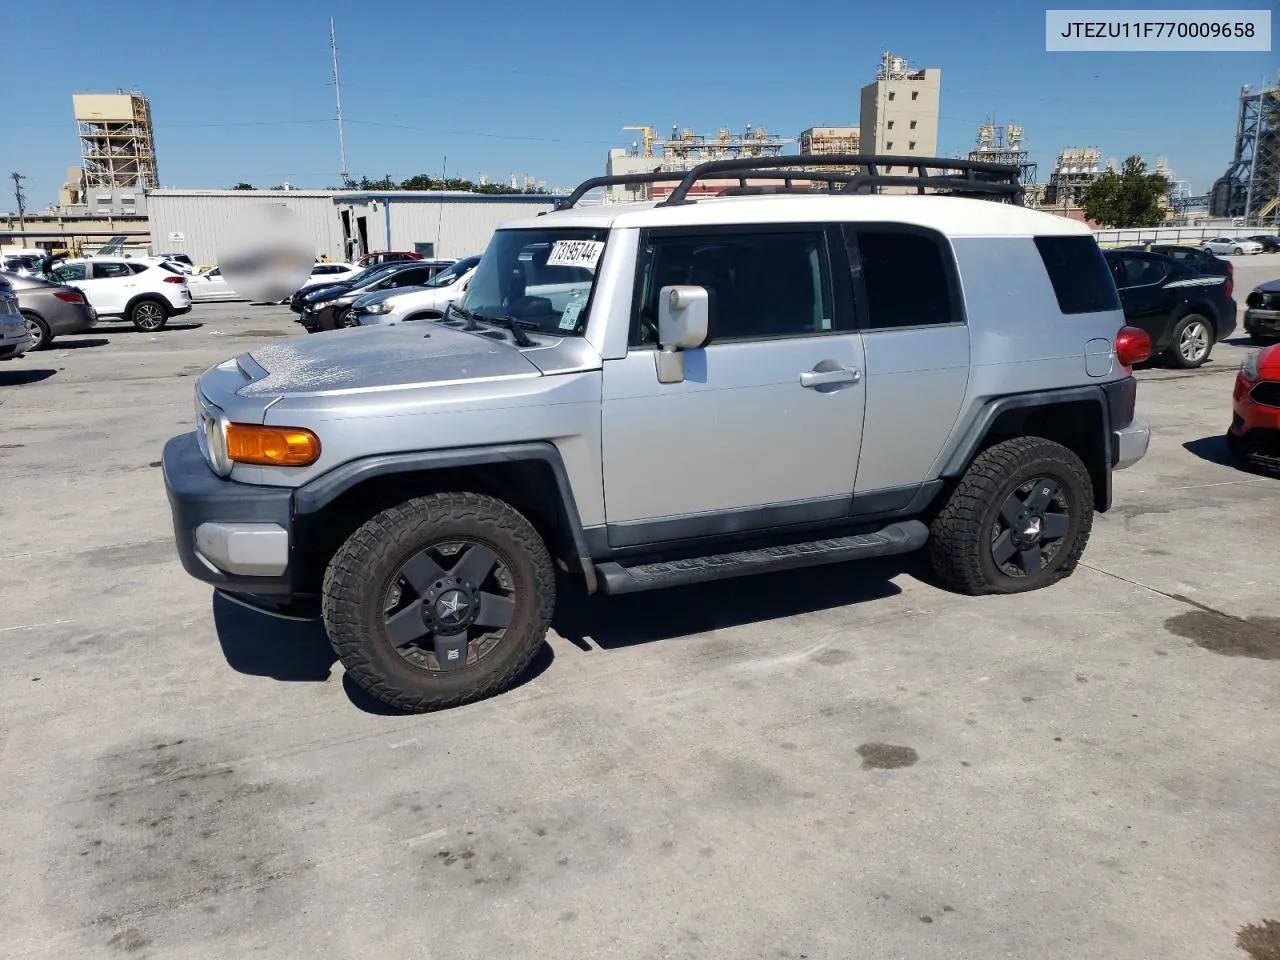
[500,194,1092,238]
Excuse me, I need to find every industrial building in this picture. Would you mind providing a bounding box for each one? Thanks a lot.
[73,92,159,190]
[144,189,562,267]
[1210,77,1279,224]
[858,53,941,169]
[799,127,861,157]
[605,125,793,202]
[330,192,562,261]
[146,190,345,266]
[968,123,1036,185]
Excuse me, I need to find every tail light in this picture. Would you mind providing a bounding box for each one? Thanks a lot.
[163,276,186,284]
[1225,263,1233,299]
[1116,326,1152,368]
[53,291,85,303]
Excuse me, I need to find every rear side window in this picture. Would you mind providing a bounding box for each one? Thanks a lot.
[1034,236,1121,314]
[846,227,958,329]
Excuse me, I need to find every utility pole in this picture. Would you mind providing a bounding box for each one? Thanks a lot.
[11,172,27,232]
[330,19,349,187]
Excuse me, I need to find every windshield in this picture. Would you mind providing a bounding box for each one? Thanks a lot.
[462,230,606,337]
[343,263,398,286]
[425,256,481,289]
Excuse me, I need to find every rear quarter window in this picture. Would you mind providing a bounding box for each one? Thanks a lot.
[1033,236,1120,314]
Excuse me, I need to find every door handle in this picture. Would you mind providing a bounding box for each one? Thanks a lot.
[800,366,861,388]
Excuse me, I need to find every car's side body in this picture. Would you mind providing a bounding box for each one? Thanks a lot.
[0,274,33,360]
[51,257,192,319]
[1102,249,1236,363]
[6,273,97,348]
[352,256,483,326]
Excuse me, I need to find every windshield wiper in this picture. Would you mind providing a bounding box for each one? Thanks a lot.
[472,312,538,347]
[442,301,481,331]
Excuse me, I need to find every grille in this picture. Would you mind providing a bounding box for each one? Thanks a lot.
[1251,381,1280,407]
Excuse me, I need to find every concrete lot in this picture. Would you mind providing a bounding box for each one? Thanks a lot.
[2,256,1278,960]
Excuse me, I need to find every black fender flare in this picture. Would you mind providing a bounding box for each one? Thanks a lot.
[939,384,1116,511]
[293,441,598,593]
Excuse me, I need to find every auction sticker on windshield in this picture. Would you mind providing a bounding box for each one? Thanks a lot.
[547,240,604,269]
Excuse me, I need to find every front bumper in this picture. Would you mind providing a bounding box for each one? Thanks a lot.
[1244,308,1280,339]
[0,314,32,359]
[163,432,296,597]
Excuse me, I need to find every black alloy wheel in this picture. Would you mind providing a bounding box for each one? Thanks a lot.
[382,539,515,672]
[989,477,1071,577]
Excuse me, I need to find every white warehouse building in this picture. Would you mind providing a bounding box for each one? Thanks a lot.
[331,192,563,263]
[145,189,564,267]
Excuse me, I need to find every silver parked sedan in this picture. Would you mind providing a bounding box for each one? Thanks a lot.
[0,275,32,360]
[5,272,97,350]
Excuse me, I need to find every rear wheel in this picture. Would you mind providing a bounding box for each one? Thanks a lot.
[1167,314,1213,368]
[323,492,555,712]
[129,299,168,332]
[928,437,1094,595]
[21,313,51,350]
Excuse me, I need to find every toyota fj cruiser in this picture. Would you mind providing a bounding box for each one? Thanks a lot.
[163,156,1152,712]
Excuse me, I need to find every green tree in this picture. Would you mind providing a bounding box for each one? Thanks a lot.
[1081,156,1169,227]
[231,182,256,190]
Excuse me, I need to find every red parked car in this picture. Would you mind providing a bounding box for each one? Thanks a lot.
[1227,343,1280,470]
[356,251,423,268]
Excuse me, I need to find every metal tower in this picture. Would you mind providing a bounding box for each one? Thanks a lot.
[73,92,159,189]
[1210,77,1279,223]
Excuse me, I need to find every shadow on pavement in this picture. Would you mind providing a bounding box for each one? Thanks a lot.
[1183,434,1237,468]
[0,367,56,385]
[212,591,334,682]
[553,555,912,652]
[211,589,557,716]
[90,322,203,334]
[49,338,109,351]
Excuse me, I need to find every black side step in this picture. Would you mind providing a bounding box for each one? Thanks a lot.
[594,520,928,595]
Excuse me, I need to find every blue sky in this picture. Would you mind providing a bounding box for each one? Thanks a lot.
[3,0,1274,209]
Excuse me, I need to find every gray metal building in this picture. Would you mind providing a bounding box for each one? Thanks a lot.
[146,190,346,265]
[332,192,564,262]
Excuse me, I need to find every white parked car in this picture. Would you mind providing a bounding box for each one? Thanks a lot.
[51,257,193,331]
[351,255,482,326]
[187,266,243,302]
[1201,236,1263,256]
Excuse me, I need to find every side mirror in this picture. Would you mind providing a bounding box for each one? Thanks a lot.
[656,285,712,383]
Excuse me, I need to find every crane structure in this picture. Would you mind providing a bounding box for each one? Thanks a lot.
[967,121,1037,184]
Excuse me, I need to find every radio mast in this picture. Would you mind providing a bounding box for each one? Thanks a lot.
[330,19,349,185]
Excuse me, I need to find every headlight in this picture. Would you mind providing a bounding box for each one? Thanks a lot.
[364,300,395,314]
[1241,350,1261,382]
[314,299,337,309]
[195,390,231,476]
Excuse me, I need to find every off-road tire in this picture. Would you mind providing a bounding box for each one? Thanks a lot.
[928,437,1094,595]
[1166,313,1214,368]
[322,492,555,712]
[21,312,51,350]
[129,298,168,332]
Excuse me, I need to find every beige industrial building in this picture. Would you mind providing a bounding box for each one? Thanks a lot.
[798,126,861,157]
[858,53,941,169]
[605,125,794,202]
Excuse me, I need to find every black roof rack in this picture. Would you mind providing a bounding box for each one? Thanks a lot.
[656,154,1026,206]
[553,172,690,211]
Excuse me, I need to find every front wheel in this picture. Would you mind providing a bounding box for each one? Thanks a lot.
[338,308,359,328]
[323,492,556,712]
[1233,247,1244,256]
[130,299,168,332]
[1167,313,1214,368]
[928,437,1094,595]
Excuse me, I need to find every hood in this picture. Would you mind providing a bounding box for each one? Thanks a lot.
[234,322,541,398]
[1254,278,1280,295]
[302,281,356,303]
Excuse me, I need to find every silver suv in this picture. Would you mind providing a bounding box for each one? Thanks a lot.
[163,156,1152,712]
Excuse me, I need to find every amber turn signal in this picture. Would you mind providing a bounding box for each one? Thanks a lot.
[225,423,321,466]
